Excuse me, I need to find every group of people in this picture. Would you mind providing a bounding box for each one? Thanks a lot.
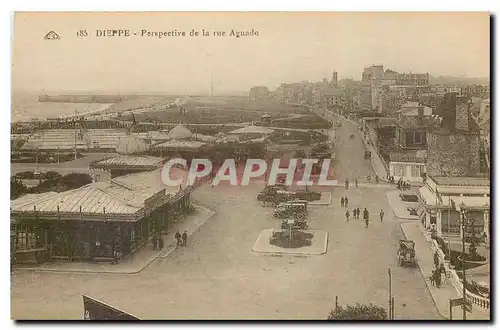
[340,196,349,208]
[344,177,379,189]
[175,230,189,247]
[396,177,411,190]
[340,197,386,229]
[152,234,165,251]
[431,251,447,288]
[152,231,189,250]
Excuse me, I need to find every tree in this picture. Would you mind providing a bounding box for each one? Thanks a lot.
[11,177,27,200]
[43,171,62,181]
[328,303,388,320]
[14,171,35,180]
[58,173,93,190]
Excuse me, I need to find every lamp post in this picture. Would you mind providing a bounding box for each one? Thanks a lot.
[388,268,392,320]
[459,202,467,321]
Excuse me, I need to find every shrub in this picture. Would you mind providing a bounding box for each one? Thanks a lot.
[13,171,35,180]
[328,303,387,320]
[11,177,27,200]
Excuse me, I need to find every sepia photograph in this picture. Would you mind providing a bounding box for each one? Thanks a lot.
[9,11,491,320]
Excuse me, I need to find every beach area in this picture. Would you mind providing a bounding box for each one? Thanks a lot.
[11,92,112,122]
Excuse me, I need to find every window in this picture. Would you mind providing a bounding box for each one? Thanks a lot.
[16,231,36,250]
[393,165,405,177]
[411,165,421,178]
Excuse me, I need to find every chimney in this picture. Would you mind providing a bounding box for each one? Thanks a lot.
[440,92,457,130]
[418,106,424,123]
[455,97,470,131]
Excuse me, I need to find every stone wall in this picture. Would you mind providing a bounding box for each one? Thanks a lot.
[456,100,470,131]
[426,131,480,177]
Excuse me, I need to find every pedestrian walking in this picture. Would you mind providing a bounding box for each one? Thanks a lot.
[357,207,361,219]
[433,251,439,268]
[375,175,379,184]
[435,267,442,288]
[152,234,158,250]
[355,179,358,189]
[345,179,349,189]
[430,270,436,286]
[379,209,385,222]
[439,263,446,284]
[363,208,369,228]
[182,231,188,247]
[158,236,164,250]
[345,210,350,222]
[175,231,182,247]
[341,196,345,207]
[344,197,349,208]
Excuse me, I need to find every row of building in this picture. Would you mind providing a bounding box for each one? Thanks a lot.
[360,92,490,242]
[365,92,489,183]
[249,71,343,110]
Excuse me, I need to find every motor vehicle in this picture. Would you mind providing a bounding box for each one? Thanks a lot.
[274,200,308,220]
[257,186,293,205]
[397,240,417,267]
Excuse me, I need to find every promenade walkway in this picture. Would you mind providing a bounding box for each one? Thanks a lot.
[400,222,490,320]
[386,190,419,220]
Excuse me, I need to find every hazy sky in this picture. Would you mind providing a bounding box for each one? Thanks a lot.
[12,12,490,94]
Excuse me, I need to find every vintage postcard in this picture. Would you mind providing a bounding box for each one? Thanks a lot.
[10,12,490,320]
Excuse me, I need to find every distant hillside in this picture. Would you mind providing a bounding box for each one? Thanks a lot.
[429,75,490,86]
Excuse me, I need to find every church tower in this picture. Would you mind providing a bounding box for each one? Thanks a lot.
[331,71,338,88]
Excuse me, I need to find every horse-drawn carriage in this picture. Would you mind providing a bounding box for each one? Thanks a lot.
[397,239,417,267]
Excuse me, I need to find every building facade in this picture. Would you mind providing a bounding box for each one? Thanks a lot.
[249,86,270,101]
[395,72,430,86]
[417,176,490,239]
[427,93,481,177]
[11,170,193,265]
[388,150,427,182]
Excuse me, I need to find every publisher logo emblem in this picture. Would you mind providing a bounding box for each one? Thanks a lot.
[44,31,60,40]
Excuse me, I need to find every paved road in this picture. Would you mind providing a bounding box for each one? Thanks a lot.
[330,115,376,183]
[11,153,115,177]
[11,183,440,320]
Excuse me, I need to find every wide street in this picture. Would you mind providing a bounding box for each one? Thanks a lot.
[11,116,440,320]
[330,116,376,183]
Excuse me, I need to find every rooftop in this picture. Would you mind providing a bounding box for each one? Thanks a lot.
[154,140,206,150]
[10,169,191,219]
[10,183,145,216]
[92,155,163,168]
[228,125,275,135]
[167,124,192,140]
[111,167,188,194]
[418,186,490,209]
[115,134,149,155]
[430,176,490,187]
